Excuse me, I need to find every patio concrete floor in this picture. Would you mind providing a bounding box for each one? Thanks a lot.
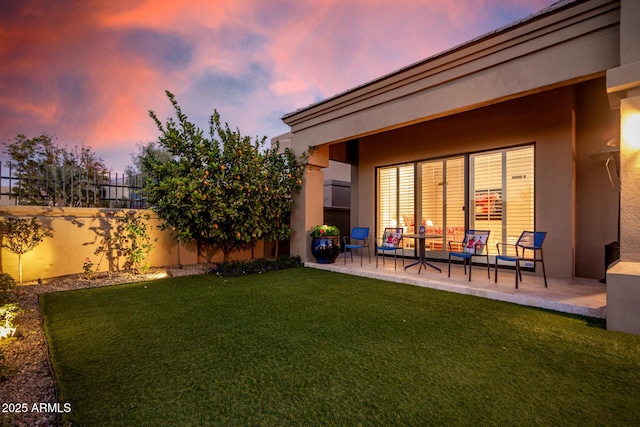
[306,254,607,319]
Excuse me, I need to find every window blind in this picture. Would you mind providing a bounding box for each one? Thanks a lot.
[377,165,414,247]
[421,161,444,229]
[471,146,534,255]
[505,147,534,243]
[445,157,466,248]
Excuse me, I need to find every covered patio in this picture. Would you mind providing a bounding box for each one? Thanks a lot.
[307,255,607,319]
[285,0,640,333]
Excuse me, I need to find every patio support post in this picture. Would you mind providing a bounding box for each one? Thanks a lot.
[290,144,330,263]
[605,0,640,335]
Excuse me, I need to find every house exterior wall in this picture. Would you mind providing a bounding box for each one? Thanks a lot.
[284,0,640,333]
[285,0,621,275]
[575,78,620,278]
[352,84,617,280]
[605,0,640,334]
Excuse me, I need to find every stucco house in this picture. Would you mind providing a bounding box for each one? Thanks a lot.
[281,0,640,334]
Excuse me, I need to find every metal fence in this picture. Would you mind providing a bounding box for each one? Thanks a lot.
[0,162,147,209]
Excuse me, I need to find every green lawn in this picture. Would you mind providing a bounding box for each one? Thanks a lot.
[42,268,640,426]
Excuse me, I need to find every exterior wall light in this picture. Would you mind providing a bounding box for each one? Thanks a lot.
[622,110,640,151]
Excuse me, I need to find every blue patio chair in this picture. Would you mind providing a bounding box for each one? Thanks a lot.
[447,230,491,281]
[494,231,547,289]
[376,227,404,270]
[343,227,370,265]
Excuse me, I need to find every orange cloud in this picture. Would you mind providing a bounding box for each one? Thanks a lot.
[0,0,556,172]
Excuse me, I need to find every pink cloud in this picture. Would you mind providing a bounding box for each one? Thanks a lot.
[0,0,557,172]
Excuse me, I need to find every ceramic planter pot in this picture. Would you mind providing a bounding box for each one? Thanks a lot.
[311,236,341,264]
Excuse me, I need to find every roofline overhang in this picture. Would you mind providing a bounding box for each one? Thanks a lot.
[281,0,619,136]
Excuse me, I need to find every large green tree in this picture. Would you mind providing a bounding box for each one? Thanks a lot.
[145,91,306,261]
[4,133,109,207]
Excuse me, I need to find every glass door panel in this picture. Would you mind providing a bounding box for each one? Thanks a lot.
[470,151,503,252]
[377,164,415,255]
[445,158,466,252]
[505,148,534,245]
[419,157,465,256]
[470,146,534,257]
[420,160,443,233]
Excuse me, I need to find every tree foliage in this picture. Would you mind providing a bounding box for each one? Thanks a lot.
[125,142,173,178]
[125,142,173,207]
[145,91,306,261]
[261,141,305,256]
[0,217,53,283]
[4,133,109,207]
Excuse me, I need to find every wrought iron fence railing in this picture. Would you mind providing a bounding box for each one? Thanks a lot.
[0,162,147,209]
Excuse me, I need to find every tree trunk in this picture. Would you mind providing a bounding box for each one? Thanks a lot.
[18,253,23,284]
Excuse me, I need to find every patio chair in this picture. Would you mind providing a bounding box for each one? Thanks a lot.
[494,231,547,289]
[447,230,491,281]
[343,227,370,265]
[376,227,404,270]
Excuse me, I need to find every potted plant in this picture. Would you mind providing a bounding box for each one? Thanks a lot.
[310,225,341,264]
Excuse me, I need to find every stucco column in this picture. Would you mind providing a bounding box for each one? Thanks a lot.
[618,96,640,261]
[607,94,640,334]
[605,0,640,334]
[290,145,329,262]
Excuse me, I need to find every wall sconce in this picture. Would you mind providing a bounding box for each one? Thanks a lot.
[622,112,640,151]
[589,138,620,189]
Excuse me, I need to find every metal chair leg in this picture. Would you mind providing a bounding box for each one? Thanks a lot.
[540,249,547,287]
[486,254,491,279]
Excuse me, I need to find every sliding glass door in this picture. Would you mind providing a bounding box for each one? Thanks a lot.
[376,145,534,261]
[470,146,534,256]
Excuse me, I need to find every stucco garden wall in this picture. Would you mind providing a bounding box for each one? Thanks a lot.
[0,206,261,282]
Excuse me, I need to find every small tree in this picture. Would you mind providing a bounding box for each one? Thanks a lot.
[0,218,53,284]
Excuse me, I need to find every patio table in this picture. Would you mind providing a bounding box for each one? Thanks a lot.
[404,234,442,274]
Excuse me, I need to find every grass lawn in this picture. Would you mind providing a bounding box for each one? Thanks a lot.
[42,268,640,426]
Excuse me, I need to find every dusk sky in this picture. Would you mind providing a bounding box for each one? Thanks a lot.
[1,0,556,173]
